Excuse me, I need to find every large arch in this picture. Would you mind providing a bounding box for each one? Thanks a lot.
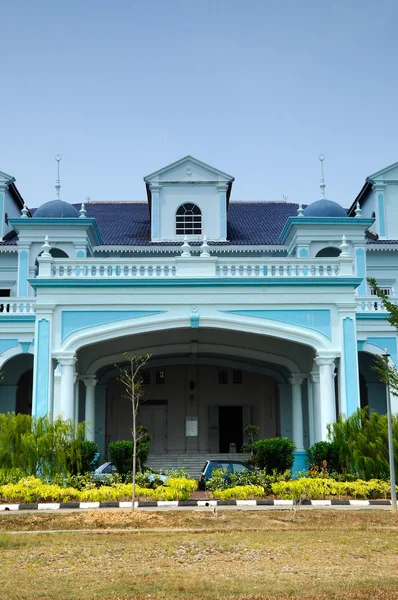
[63,324,318,460]
[59,312,332,356]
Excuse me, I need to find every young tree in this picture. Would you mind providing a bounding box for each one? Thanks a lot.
[367,277,398,394]
[117,352,151,510]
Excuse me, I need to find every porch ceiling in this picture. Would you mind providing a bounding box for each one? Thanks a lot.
[77,327,314,377]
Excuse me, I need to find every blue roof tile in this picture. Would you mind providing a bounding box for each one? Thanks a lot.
[79,201,303,246]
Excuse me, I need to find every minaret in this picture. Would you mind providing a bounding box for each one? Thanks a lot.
[55,154,62,200]
[319,154,326,199]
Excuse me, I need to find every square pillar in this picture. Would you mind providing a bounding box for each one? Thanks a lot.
[32,311,54,419]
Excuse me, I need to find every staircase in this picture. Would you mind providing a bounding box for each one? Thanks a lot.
[146,453,251,479]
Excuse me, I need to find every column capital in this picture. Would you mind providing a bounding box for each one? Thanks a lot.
[310,370,320,383]
[56,353,77,368]
[289,373,305,386]
[315,356,335,368]
[81,375,98,388]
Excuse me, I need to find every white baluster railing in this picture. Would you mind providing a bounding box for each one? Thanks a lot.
[0,298,36,315]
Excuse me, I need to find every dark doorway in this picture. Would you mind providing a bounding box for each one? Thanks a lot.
[16,369,33,415]
[219,406,243,453]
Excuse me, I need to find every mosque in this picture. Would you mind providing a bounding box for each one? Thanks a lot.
[0,155,397,470]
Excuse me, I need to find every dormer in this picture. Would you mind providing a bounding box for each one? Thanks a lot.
[144,156,234,242]
[349,161,398,239]
[0,170,26,241]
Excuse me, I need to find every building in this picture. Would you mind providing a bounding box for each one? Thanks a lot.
[0,155,397,471]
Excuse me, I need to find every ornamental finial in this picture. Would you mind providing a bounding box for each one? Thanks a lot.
[340,234,349,257]
[79,202,87,218]
[355,201,362,218]
[200,235,210,257]
[297,204,304,217]
[42,235,51,257]
[319,154,326,199]
[181,235,191,257]
[21,204,29,218]
[55,154,62,200]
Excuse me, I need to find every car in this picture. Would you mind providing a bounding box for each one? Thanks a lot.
[92,462,167,484]
[198,460,254,490]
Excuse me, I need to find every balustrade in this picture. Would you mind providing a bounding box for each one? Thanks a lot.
[0,298,36,315]
[38,256,347,280]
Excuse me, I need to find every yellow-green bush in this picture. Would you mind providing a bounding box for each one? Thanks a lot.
[0,476,198,503]
[271,478,394,500]
[165,477,197,493]
[0,477,79,503]
[212,485,264,500]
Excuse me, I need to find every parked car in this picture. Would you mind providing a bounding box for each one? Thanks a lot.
[198,460,254,489]
[92,462,167,484]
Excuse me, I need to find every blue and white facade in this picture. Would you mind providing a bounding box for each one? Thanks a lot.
[1,156,397,468]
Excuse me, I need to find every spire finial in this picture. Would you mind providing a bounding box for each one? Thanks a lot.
[79,202,87,218]
[55,154,62,200]
[181,235,192,257]
[21,203,29,218]
[200,235,210,257]
[355,201,362,218]
[319,154,326,199]
[297,204,304,217]
[42,235,51,257]
[340,234,349,257]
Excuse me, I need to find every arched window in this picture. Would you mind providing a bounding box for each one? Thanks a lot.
[176,203,202,235]
[315,247,341,258]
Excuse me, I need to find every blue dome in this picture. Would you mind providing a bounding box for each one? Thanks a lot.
[303,199,347,218]
[33,200,79,218]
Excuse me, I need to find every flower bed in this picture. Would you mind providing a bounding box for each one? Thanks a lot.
[0,476,198,504]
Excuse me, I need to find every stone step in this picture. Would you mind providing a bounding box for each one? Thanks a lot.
[146,453,251,479]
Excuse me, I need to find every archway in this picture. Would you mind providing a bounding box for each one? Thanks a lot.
[70,325,317,459]
[358,351,386,414]
[0,353,33,415]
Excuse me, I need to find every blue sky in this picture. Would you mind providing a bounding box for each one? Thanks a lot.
[1,0,398,208]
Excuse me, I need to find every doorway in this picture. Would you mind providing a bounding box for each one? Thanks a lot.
[218,406,243,453]
[138,404,168,454]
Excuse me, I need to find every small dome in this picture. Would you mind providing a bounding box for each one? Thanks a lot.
[33,200,79,219]
[303,199,347,218]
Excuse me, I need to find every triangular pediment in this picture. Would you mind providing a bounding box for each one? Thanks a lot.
[367,161,398,183]
[0,170,15,184]
[144,155,234,184]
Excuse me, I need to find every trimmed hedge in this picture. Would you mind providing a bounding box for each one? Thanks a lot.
[271,477,395,500]
[252,437,296,473]
[0,476,197,503]
[212,485,264,500]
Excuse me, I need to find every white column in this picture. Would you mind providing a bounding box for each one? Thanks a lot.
[58,356,76,421]
[53,364,62,419]
[307,376,315,446]
[310,370,322,442]
[82,376,98,442]
[391,391,398,415]
[315,356,336,441]
[289,373,305,451]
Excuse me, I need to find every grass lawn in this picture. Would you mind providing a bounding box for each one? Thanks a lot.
[0,510,398,600]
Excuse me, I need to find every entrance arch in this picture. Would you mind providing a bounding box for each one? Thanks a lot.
[0,353,33,415]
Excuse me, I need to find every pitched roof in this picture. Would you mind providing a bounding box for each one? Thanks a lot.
[79,201,303,246]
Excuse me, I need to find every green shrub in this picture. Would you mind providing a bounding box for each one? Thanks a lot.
[0,475,198,503]
[108,427,150,477]
[0,413,94,479]
[0,468,26,485]
[271,477,395,501]
[66,440,98,475]
[306,441,341,474]
[328,408,398,480]
[252,438,296,473]
[108,441,133,476]
[212,485,264,500]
